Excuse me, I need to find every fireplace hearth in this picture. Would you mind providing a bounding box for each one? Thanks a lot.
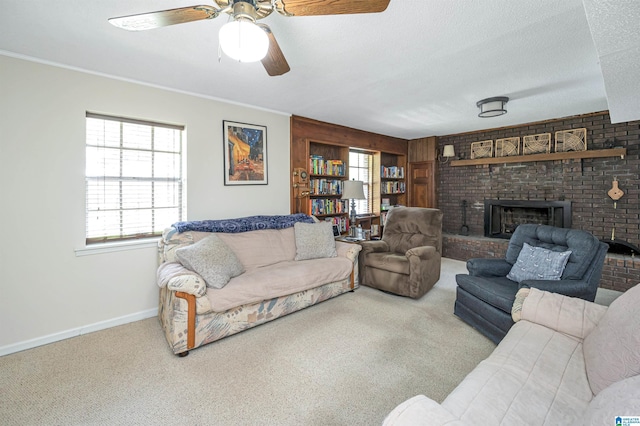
[484,199,572,239]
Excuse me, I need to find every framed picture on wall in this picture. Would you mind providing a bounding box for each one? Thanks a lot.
[223,120,268,185]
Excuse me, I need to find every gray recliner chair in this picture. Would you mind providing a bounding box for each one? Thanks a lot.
[358,207,443,299]
[455,224,608,344]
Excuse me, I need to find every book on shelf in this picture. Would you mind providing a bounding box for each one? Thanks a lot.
[310,178,342,196]
[309,198,348,216]
[309,155,345,176]
[381,181,406,194]
[381,165,405,179]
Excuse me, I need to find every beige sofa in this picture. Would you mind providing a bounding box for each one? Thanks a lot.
[384,284,640,425]
[157,221,361,356]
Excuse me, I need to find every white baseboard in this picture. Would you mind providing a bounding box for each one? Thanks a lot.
[0,308,158,357]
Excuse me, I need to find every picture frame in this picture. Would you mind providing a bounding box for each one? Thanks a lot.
[223,120,268,185]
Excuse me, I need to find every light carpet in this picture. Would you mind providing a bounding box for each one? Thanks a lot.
[0,258,619,425]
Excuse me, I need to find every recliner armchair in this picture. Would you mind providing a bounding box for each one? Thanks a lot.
[358,207,443,299]
[455,224,608,344]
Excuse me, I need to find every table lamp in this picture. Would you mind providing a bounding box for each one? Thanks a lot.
[341,179,365,236]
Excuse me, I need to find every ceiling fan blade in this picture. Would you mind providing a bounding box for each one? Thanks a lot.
[257,24,291,77]
[275,0,390,16]
[108,5,220,31]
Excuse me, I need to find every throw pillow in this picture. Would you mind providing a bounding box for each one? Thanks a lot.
[293,221,337,261]
[506,242,572,283]
[582,283,640,395]
[175,234,245,289]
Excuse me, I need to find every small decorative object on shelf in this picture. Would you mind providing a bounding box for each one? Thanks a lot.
[471,140,493,159]
[495,137,520,157]
[555,128,587,152]
[522,133,551,154]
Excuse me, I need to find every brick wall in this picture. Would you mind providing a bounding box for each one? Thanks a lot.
[438,111,639,291]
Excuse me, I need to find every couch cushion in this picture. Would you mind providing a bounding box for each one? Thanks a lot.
[506,242,571,283]
[293,221,337,261]
[455,275,519,313]
[175,234,245,289]
[217,227,296,270]
[582,283,640,395]
[205,257,353,312]
[442,320,593,424]
[577,375,640,426]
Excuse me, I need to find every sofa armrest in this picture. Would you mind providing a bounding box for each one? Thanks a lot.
[157,262,207,297]
[466,258,512,277]
[383,395,461,426]
[512,288,607,340]
[335,241,362,262]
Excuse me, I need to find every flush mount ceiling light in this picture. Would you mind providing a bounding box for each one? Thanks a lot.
[477,96,509,118]
[219,1,269,62]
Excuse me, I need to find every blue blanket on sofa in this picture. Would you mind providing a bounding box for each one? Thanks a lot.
[172,213,315,233]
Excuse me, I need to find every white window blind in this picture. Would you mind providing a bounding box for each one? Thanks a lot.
[349,150,373,215]
[85,113,185,244]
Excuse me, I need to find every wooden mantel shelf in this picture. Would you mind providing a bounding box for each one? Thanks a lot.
[450,148,627,167]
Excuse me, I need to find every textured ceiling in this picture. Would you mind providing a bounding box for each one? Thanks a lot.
[1,0,638,139]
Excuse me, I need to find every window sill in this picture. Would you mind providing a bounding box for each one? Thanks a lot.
[75,238,159,257]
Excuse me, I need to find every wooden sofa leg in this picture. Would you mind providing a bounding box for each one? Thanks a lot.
[175,291,196,352]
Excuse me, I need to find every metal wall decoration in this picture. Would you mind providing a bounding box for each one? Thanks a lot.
[495,137,520,157]
[522,133,552,155]
[471,140,493,159]
[555,128,587,153]
[223,120,268,185]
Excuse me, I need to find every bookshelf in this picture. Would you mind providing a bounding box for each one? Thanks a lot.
[378,152,407,235]
[304,140,350,233]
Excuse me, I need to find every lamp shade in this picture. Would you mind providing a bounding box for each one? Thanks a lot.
[341,180,365,200]
[443,145,455,158]
[477,96,509,118]
[219,19,269,63]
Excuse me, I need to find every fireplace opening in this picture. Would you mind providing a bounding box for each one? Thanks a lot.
[484,199,571,239]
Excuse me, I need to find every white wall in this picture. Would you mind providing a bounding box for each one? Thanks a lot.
[0,55,291,354]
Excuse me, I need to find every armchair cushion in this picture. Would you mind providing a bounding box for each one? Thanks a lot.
[365,252,409,275]
[456,275,518,313]
[506,243,572,283]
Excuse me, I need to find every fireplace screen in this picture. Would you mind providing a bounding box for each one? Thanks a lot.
[484,199,571,239]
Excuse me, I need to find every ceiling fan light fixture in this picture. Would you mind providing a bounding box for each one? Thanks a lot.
[219,19,269,62]
[219,2,268,63]
[477,96,509,118]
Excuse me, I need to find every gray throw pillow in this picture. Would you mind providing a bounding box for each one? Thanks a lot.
[294,221,337,261]
[175,234,245,289]
[507,242,571,283]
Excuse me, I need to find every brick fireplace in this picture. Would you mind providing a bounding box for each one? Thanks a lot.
[437,111,639,292]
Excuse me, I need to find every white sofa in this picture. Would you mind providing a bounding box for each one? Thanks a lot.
[157,218,361,356]
[384,284,640,425]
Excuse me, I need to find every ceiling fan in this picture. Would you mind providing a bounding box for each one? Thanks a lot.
[109,0,391,77]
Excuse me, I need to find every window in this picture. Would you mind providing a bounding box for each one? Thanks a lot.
[349,150,374,215]
[85,113,185,244]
